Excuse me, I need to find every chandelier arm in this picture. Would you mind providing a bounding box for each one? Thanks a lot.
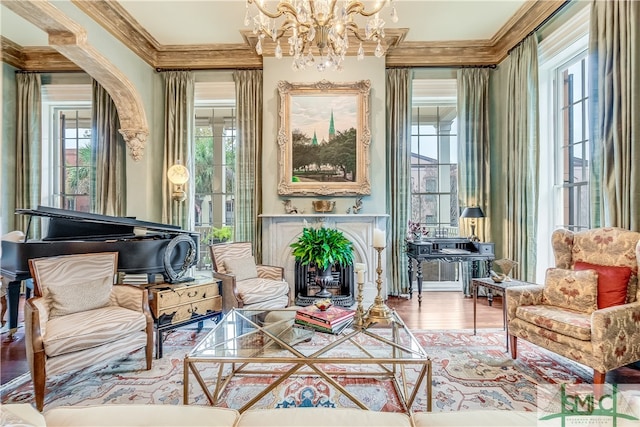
[344,1,388,18]
[265,20,299,40]
[344,22,369,42]
[248,0,292,20]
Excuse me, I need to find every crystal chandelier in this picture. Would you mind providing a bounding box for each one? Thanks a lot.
[245,0,399,72]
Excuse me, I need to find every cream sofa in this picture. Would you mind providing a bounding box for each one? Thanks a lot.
[3,404,541,427]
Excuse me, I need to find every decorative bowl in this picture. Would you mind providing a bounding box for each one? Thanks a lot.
[312,200,335,213]
[314,299,333,311]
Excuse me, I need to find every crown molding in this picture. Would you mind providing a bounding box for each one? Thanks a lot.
[1,37,82,71]
[71,0,158,67]
[3,0,568,71]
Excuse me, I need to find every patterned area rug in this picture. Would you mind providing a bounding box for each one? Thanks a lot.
[0,328,591,412]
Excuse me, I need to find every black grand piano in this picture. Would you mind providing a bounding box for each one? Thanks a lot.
[1,206,199,335]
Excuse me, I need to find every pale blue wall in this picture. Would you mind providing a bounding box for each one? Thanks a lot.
[2,62,17,233]
[52,1,165,222]
[262,56,387,216]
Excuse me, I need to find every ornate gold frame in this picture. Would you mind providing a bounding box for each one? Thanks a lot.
[277,80,371,196]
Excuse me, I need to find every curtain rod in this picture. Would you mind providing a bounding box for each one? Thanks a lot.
[155,67,262,72]
[15,70,86,74]
[390,64,497,70]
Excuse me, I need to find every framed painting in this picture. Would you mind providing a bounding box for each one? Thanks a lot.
[277,80,371,196]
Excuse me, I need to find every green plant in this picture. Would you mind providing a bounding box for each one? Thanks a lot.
[290,227,354,271]
[203,226,233,243]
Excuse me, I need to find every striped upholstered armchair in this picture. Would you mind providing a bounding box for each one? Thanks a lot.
[25,252,153,411]
[507,227,640,384]
[209,242,290,312]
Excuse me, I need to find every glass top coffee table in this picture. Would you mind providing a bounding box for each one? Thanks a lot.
[183,308,431,413]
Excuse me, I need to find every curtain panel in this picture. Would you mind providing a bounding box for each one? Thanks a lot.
[161,71,195,230]
[457,68,491,242]
[233,70,263,260]
[92,79,126,216]
[588,0,640,231]
[457,68,491,295]
[503,35,540,282]
[15,72,42,236]
[385,68,411,296]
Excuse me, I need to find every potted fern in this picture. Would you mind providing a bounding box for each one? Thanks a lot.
[290,227,354,298]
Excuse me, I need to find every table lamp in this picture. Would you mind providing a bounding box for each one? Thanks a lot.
[460,206,485,242]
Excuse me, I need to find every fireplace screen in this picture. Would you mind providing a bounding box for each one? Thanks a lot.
[294,261,354,307]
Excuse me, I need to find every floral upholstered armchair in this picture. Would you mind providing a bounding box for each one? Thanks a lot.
[507,227,640,384]
[209,242,290,312]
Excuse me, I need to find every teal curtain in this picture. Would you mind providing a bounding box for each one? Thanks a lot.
[92,79,126,216]
[233,70,263,260]
[15,72,41,237]
[457,68,491,294]
[457,68,491,241]
[162,71,194,230]
[503,35,540,282]
[588,0,640,231]
[385,68,412,296]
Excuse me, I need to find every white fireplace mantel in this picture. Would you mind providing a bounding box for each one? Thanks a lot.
[260,214,389,306]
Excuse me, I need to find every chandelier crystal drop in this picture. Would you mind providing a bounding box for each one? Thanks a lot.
[245,0,399,72]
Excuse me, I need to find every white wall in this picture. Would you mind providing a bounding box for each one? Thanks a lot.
[262,56,387,216]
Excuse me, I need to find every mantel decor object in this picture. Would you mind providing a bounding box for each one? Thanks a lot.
[312,200,335,213]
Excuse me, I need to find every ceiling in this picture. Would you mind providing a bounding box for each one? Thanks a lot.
[0,1,567,70]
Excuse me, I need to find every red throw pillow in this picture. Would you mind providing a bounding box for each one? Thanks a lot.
[574,261,632,309]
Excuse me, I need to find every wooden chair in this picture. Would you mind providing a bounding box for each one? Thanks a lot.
[209,242,290,312]
[25,252,153,411]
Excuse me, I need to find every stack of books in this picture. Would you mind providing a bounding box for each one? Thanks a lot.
[295,304,356,334]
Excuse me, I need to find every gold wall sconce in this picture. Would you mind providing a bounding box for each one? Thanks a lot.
[167,163,190,202]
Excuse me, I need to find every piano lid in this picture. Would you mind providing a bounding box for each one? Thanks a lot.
[17,206,185,241]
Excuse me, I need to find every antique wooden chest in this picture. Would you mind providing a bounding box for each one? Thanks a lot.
[147,279,222,325]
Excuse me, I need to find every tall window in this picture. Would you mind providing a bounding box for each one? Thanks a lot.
[410,80,458,237]
[536,4,589,280]
[41,81,93,211]
[410,78,459,287]
[193,81,236,270]
[557,53,589,231]
[194,106,236,232]
[56,108,93,212]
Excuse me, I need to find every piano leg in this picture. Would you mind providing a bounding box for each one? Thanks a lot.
[5,280,21,340]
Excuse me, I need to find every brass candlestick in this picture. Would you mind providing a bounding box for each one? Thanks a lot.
[354,276,365,329]
[365,246,394,326]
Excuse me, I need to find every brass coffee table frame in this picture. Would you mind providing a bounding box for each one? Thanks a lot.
[183,309,431,414]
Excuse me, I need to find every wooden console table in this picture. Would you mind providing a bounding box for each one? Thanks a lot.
[406,238,494,305]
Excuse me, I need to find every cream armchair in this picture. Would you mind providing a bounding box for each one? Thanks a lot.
[26,252,153,411]
[507,227,640,384]
[209,242,290,312]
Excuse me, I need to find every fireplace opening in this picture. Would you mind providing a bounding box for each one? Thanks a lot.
[294,261,354,307]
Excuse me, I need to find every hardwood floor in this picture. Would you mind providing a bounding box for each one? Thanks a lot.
[2,291,639,386]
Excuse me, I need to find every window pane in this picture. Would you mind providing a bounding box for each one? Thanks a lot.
[557,52,590,230]
[194,92,237,271]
